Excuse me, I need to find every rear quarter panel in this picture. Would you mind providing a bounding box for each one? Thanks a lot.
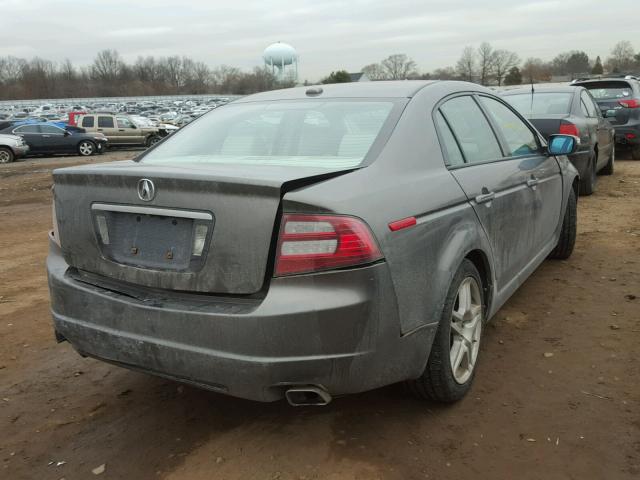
[283,83,496,335]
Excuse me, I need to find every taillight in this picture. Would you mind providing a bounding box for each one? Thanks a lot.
[619,99,640,108]
[274,214,383,276]
[559,122,580,137]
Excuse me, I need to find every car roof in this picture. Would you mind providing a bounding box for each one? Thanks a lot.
[233,80,441,102]
[502,86,579,95]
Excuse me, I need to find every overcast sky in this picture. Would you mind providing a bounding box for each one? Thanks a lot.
[0,0,638,80]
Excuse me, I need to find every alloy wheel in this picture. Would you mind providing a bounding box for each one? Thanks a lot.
[0,149,12,163]
[449,277,483,384]
[79,142,94,156]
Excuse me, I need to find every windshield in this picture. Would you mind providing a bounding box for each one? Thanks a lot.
[578,81,633,100]
[503,92,573,115]
[141,100,398,169]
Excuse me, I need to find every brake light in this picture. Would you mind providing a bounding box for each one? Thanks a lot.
[559,122,580,137]
[275,214,383,276]
[619,99,640,108]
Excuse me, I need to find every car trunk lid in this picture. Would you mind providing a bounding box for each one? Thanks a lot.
[53,160,353,294]
[526,114,570,140]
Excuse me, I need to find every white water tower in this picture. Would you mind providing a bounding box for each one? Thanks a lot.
[263,42,298,83]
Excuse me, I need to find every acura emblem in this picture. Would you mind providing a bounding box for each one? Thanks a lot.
[137,178,155,202]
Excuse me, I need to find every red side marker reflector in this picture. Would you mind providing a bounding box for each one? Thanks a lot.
[626,133,636,140]
[388,217,417,232]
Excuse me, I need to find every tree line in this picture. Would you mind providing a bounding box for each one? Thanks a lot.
[0,49,294,100]
[1,41,639,100]
[337,40,639,86]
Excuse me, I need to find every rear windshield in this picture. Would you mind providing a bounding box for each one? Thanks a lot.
[578,81,633,100]
[141,100,399,168]
[503,92,573,115]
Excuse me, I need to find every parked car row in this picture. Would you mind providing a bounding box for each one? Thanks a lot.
[499,74,640,195]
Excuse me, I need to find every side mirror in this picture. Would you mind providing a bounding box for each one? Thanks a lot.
[130,124,137,129]
[604,109,618,118]
[548,134,578,156]
[64,130,70,136]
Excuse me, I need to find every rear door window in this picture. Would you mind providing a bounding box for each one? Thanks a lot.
[440,96,503,164]
[82,116,95,128]
[479,96,539,157]
[40,125,65,135]
[98,116,114,128]
[116,117,135,128]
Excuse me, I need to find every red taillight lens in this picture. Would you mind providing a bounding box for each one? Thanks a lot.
[559,122,580,137]
[274,214,383,276]
[619,99,640,108]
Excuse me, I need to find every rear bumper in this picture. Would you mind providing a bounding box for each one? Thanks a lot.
[47,238,435,402]
[612,122,640,146]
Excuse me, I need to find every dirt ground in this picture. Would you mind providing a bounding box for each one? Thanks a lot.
[1,150,639,480]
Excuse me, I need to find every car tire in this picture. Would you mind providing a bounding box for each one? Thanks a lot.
[549,187,577,260]
[78,141,95,156]
[632,146,640,160]
[600,144,614,176]
[146,135,161,147]
[579,153,596,196]
[407,259,484,403]
[0,146,15,164]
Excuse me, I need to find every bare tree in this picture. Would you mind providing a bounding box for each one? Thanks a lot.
[493,50,519,86]
[607,40,635,73]
[456,47,476,82]
[91,49,124,82]
[361,63,387,80]
[522,57,551,84]
[381,54,417,80]
[430,67,460,80]
[477,42,496,86]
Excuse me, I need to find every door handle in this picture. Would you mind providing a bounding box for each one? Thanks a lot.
[97,129,103,131]
[526,177,539,189]
[119,129,125,131]
[475,189,495,204]
[42,135,51,138]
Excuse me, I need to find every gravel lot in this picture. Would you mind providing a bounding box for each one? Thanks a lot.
[1,150,639,479]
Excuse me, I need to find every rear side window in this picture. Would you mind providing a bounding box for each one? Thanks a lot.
[98,116,114,128]
[82,116,94,128]
[479,96,539,156]
[440,96,502,164]
[580,81,633,100]
[581,92,599,117]
[435,111,465,166]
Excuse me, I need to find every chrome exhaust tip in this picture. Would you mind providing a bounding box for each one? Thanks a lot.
[285,385,332,406]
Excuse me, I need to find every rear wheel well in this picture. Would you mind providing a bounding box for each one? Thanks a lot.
[465,249,492,312]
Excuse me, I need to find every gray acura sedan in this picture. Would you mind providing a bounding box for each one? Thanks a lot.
[47,81,579,405]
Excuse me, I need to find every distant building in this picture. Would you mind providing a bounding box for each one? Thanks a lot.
[349,72,370,82]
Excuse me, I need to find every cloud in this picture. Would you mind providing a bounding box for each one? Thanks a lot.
[0,0,638,80]
[107,27,174,37]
